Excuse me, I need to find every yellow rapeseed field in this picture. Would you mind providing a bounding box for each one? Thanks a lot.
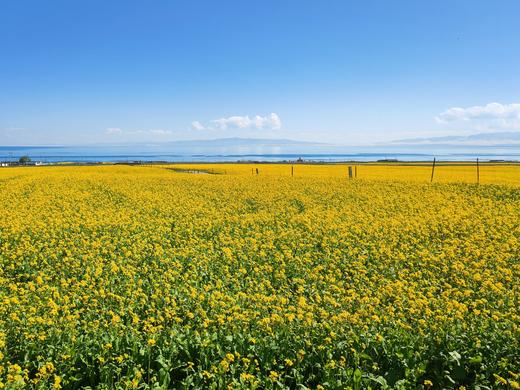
[0,164,519,389]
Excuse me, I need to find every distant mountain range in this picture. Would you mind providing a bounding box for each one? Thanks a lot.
[2,133,519,162]
[152,137,335,155]
[161,133,520,149]
[2,134,519,163]
[169,137,324,146]
[392,131,520,146]
[4,133,520,149]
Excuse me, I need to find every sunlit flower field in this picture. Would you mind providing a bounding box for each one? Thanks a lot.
[0,164,519,389]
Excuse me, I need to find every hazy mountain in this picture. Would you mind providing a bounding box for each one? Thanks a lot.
[144,137,336,156]
[165,137,325,147]
[392,131,520,146]
[2,136,519,162]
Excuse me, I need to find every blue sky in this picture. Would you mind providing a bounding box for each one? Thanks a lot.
[1,0,520,145]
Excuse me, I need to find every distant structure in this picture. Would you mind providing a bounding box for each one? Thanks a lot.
[0,158,44,167]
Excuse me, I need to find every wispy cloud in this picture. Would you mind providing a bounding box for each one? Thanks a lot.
[136,129,173,135]
[436,102,520,123]
[105,128,173,136]
[191,121,205,131]
[191,113,282,131]
[105,127,123,135]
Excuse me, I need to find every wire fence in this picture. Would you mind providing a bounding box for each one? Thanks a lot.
[151,160,520,186]
[2,160,520,186]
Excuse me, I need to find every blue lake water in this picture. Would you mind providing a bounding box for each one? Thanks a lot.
[1,144,519,163]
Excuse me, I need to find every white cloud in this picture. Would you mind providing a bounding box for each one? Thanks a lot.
[191,121,205,130]
[193,113,282,131]
[105,127,123,134]
[105,128,173,136]
[436,102,520,123]
[135,129,173,135]
[212,116,251,130]
[267,113,282,129]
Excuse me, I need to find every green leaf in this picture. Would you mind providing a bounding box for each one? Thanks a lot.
[354,368,362,383]
[469,355,483,364]
[448,351,461,365]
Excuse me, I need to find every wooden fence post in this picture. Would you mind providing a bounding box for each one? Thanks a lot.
[292,165,294,177]
[355,165,357,178]
[477,158,480,184]
[348,166,353,179]
[430,158,436,183]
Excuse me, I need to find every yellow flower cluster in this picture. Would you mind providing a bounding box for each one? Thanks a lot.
[0,164,518,388]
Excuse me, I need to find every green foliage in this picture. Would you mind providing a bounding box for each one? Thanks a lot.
[18,155,31,164]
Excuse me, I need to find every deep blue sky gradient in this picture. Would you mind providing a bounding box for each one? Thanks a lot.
[1,1,520,145]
